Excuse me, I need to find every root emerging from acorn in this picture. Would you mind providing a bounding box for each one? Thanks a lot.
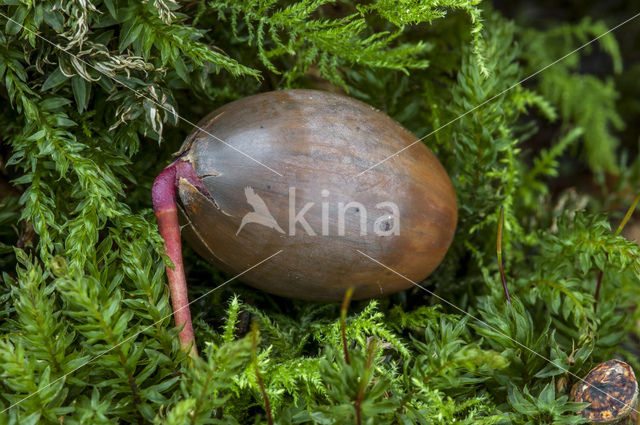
[152,158,208,357]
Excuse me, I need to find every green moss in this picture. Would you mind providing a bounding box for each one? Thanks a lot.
[1,1,639,424]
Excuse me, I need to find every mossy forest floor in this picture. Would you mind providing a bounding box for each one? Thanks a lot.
[1,0,640,424]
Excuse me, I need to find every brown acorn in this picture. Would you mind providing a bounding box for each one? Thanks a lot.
[152,89,458,351]
[571,360,638,424]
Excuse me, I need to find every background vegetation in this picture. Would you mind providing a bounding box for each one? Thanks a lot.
[0,0,639,423]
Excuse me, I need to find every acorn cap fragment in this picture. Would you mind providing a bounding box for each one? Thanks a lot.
[571,360,638,424]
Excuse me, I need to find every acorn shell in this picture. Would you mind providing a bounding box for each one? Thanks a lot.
[176,89,457,301]
[571,360,638,424]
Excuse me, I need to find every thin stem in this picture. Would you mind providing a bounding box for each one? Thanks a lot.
[594,193,640,312]
[354,338,377,425]
[341,287,354,365]
[191,361,219,425]
[252,323,273,425]
[497,205,511,303]
[593,268,604,313]
[615,194,640,236]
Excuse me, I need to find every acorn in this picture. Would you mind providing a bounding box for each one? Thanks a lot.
[571,360,639,424]
[152,89,458,352]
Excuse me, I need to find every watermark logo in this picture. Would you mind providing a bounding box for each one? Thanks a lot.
[236,187,285,235]
[236,187,400,236]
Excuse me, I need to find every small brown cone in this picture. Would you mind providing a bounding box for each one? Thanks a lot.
[571,360,638,424]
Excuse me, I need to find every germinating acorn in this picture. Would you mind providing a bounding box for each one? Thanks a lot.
[570,360,638,424]
[152,89,458,352]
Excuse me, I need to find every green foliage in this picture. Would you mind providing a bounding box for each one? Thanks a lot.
[507,382,589,425]
[198,0,486,88]
[1,0,640,424]
[156,334,253,424]
[520,17,625,173]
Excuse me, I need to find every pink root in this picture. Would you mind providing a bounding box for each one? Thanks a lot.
[152,159,206,357]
